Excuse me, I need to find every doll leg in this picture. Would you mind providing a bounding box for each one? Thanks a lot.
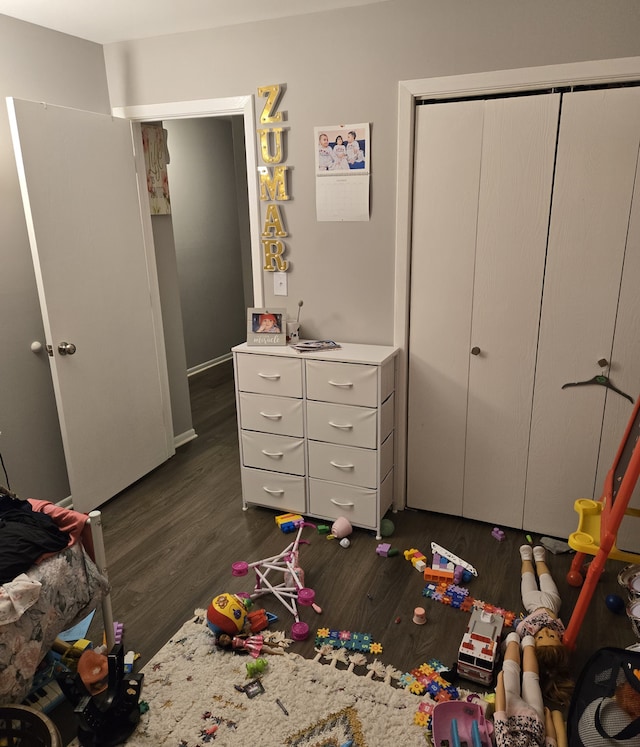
[533,546,562,615]
[521,635,545,721]
[520,546,543,613]
[501,632,522,708]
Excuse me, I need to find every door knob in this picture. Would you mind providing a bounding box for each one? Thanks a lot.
[597,358,609,368]
[58,341,77,355]
[471,346,481,356]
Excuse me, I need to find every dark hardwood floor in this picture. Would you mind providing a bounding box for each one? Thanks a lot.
[52,360,638,738]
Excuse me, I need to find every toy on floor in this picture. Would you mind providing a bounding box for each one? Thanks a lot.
[456,608,504,686]
[57,643,143,747]
[206,592,250,635]
[231,522,321,640]
[275,512,304,533]
[206,593,275,636]
[401,659,459,701]
[404,547,427,571]
[330,516,352,539]
[422,580,518,627]
[214,632,286,657]
[245,658,268,679]
[376,543,399,557]
[315,627,383,655]
[431,542,477,579]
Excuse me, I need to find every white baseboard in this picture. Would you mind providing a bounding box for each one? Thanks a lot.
[174,428,198,448]
[188,352,232,377]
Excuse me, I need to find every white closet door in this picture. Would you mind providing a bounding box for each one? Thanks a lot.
[596,127,640,554]
[407,100,483,515]
[463,95,559,526]
[407,94,560,524]
[524,87,640,539]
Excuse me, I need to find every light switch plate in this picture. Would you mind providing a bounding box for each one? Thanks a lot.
[274,272,288,296]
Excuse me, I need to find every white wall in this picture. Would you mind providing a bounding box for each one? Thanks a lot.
[1,0,639,503]
[103,0,640,345]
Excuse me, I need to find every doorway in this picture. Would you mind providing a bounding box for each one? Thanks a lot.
[115,96,263,446]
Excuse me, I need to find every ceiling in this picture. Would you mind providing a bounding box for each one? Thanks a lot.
[0,0,386,44]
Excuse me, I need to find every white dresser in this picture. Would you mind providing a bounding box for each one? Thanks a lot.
[232,342,399,539]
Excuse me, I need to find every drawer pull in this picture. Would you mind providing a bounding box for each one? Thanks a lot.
[330,498,355,507]
[258,372,281,380]
[328,421,353,430]
[261,449,284,458]
[260,411,283,420]
[330,460,355,470]
[263,487,285,495]
[328,380,353,388]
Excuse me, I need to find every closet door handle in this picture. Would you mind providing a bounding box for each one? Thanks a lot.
[471,346,481,356]
[329,380,353,388]
[258,372,280,380]
[261,449,284,458]
[598,358,609,368]
[263,487,285,495]
[259,411,282,420]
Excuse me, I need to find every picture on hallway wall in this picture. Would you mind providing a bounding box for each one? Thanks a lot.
[141,123,171,215]
[247,307,287,346]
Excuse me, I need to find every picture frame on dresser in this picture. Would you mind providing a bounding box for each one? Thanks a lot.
[247,307,287,346]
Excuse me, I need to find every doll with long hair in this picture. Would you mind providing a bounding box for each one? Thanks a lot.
[516,545,574,706]
[494,632,558,746]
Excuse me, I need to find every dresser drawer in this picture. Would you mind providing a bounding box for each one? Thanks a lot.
[238,392,304,437]
[306,360,378,406]
[306,401,377,448]
[308,442,377,488]
[241,431,305,475]
[235,353,303,397]
[241,467,306,513]
[308,479,378,527]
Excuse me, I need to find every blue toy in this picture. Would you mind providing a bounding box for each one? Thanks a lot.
[605,593,625,614]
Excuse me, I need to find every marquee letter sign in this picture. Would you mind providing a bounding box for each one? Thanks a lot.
[258,85,289,272]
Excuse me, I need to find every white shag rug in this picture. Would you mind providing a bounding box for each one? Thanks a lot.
[111,609,438,746]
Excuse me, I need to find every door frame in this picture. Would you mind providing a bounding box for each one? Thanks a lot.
[113,95,263,307]
[393,56,640,510]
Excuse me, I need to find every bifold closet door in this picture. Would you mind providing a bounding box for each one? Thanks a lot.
[524,87,640,543]
[600,158,640,554]
[407,94,560,526]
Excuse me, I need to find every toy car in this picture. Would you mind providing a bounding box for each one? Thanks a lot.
[456,608,504,685]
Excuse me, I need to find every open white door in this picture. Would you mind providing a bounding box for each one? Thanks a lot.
[7,97,174,513]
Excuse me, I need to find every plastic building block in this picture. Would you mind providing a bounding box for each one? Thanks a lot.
[431,542,478,577]
[124,650,135,674]
[376,543,399,557]
[492,527,506,541]
[314,628,381,654]
[423,567,454,583]
[113,622,124,645]
[404,548,427,572]
[275,513,304,530]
